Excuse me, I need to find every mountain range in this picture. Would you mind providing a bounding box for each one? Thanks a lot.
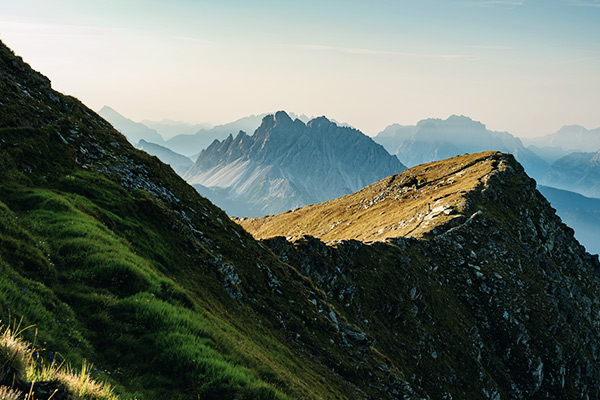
[374,115,548,179]
[98,102,599,256]
[3,39,600,400]
[185,111,406,217]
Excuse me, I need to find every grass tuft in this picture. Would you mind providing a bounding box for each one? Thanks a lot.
[0,319,34,386]
[0,386,23,400]
[0,322,118,400]
[53,359,117,400]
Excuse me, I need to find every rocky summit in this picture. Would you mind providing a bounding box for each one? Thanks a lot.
[241,151,600,398]
[2,39,600,400]
[185,111,406,217]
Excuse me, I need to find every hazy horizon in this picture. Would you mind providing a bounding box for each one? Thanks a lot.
[1,0,599,137]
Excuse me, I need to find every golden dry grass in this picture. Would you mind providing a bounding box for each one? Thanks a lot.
[236,151,504,242]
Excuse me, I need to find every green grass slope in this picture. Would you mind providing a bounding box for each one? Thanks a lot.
[0,41,398,399]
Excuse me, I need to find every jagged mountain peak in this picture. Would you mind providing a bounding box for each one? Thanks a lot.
[306,115,335,129]
[186,111,405,216]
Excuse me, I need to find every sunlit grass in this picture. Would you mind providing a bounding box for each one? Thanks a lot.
[0,320,119,400]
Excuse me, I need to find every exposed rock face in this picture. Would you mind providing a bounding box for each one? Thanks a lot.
[185,111,406,216]
[374,115,548,179]
[540,151,600,198]
[244,151,600,399]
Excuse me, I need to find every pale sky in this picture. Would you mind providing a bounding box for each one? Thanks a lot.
[1,0,599,137]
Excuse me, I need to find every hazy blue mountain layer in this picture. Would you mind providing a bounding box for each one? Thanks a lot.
[185,111,406,217]
[523,125,600,163]
[538,185,600,255]
[540,151,600,198]
[374,115,548,179]
[98,105,165,145]
[136,139,193,175]
[141,118,212,140]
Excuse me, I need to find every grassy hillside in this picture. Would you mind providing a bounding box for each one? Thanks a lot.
[0,40,399,399]
[237,151,501,241]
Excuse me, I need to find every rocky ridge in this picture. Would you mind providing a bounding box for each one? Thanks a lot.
[242,151,600,399]
[237,151,504,241]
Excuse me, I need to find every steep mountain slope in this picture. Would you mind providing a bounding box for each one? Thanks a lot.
[136,139,193,175]
[374,115,548,179]
[0,40,412,400]
[523,125,600,163]
[186,111,406,217]
[240,151,600,399]
[540,151,600,198]
[97,105,165,145]
[538,185,600,255]
[4,40,600,400]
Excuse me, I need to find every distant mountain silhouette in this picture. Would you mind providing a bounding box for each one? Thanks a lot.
[98,105,165,145]
[140,118,212,140]
[136,139,193,175]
